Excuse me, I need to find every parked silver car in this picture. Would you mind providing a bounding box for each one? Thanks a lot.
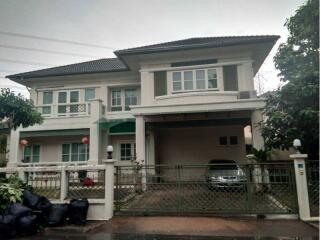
[205,159,247,189]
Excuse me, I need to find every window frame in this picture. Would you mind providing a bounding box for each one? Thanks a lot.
[85,88,95,102]
[218,135,239,146]
[23,145,40,163]
[61,142,89,162]
[57,90,81,115]
[171,68,220,93]
[42,91,53,115]
[119,141,136,161]
[111,88,138,112]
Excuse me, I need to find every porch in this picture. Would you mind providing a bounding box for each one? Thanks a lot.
[139,110,262,168]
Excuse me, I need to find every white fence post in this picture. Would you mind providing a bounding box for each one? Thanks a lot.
[290,153,311,220]
[18,169,27,182]
[60,166,68,201]
[103,159,115,220]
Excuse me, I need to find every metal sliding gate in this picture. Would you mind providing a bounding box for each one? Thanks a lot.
[306,160,319,217]
[114,162,298,215]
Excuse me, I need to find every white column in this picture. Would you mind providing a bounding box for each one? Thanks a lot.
[251,110,264,150]
[5,134,10,163]
[135,116,145,164]
[290,154,311,220]
[136,116,147,191]
[8,129,21,167]
[103,159,115,220]
[60,166,68,201]
[140,71,154,105]
[18,169,27,182]
[88,99,103,165]
[147,131,155,165]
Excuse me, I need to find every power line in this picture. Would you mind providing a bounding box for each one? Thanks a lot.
[0,69,18,73]
[0,44,105,58]
[0,31,115,50]
[0,58,55,67]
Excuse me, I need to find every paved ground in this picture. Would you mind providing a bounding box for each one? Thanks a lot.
[104,216,318,238]
[15,216,319,239]
[118,184,297,214]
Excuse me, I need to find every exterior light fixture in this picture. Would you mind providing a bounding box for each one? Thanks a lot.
[293,139,301,153]
[107,145,114,159]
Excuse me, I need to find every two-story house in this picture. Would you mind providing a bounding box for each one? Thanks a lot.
[6,35,279,170]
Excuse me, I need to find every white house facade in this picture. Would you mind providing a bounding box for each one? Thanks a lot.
[6,35,280,168]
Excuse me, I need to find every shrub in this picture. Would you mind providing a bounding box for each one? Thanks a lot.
[0,175,28,213]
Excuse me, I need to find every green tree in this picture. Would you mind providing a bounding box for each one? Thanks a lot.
[0,88,43,130]
[262,0,319,159]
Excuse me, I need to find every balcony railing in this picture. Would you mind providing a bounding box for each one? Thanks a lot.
[35,103,91,118]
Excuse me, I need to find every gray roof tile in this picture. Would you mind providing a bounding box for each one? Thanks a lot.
[7,58,127,80]
[115,35,280,55]
[7,35,279,80]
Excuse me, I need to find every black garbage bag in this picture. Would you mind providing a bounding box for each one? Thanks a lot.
[23,190,40,209]
[17,214,38,235]
[8,203,31,218]
[35,196,52,217]
[0,214,16,238]
[47,204,69,226]
[69,198,89,225]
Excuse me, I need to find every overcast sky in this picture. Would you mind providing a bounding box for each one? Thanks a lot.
[0,0,305,97]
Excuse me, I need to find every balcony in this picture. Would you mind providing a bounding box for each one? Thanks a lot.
[36,103,91,118]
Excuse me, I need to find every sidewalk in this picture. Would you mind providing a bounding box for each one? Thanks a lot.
[103,216,319,238]
[16,216,319,239]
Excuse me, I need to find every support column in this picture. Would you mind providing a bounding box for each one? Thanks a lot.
[60,166,68,201]
[135,116,146,191]
[135,116,145,164]
[8,129,21,167]
[103,159,115,220]
[146,131,155,165]
[251,110,264,150]
[88,99,103,165]
[290,153,311,220]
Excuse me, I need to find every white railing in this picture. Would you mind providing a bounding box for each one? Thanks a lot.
[0,159,115,220]
[18,161,88,167]
[35,103,91,118]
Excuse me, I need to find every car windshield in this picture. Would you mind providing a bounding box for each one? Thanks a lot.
[208,160,238,170]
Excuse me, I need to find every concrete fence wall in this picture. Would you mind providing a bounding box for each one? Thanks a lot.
[0,159,115,221]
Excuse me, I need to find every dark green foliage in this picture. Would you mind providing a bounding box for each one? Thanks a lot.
[0,175,28,213]
[0,88,43,130]
[262,0,319,159]
[252,148,270,162]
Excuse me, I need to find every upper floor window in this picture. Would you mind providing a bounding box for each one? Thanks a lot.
[111,89,137,112]
[85,88,95,101]
[172,68,219,92]
[125,89,137,111]
[42,91,53,115]
[58,90,80,114]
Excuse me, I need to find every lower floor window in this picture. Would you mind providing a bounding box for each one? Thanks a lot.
[120,142,135,161]
[62,143,89,162]
[23,145,40,163]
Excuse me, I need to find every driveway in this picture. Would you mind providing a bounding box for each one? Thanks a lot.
[15,217,319,239]
[116,184,297,214]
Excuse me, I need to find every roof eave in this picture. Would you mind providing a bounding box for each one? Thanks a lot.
[6,68,130,82]
[115,37,280,57]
